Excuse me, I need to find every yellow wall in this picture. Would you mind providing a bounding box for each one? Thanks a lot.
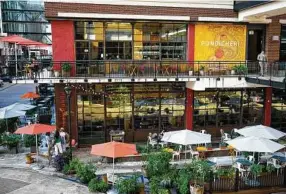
[194,24,246,61]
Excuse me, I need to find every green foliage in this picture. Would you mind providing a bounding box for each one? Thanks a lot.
[145,151,172,177]
[23,135,41,147]
[61,62,72,72]
[75,163,97,183]
[215,167,236,178]
[0,118,18,134]
[116,175,139,194]
[250,164,263,177]
[63,158,82,175]
[88,178,109,193]
[232,64,248,75]
[176,168,192,194]
[2,133,21,149]
[199,65,206,71]
[266,165,275,173]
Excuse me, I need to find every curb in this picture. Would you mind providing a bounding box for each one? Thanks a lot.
[0,83,16,91]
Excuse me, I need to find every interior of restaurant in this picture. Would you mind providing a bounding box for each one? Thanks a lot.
[75,83,267,144]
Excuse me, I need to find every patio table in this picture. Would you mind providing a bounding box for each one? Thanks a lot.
[236,159,252,166]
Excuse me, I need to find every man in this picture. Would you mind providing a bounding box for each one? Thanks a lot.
[257,51,267,76]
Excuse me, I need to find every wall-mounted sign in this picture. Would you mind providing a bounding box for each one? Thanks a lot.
[272,36,279,41]
[195,24,246,61]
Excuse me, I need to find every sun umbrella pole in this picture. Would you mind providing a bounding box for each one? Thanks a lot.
[36,134,39,165]
[112,157,115,186]
[6,119,8,131]
[15,43,18,76]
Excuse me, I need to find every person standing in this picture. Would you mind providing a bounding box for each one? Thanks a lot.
[257,51,267,76]
[54,130,63,156]
[60,127,69,152]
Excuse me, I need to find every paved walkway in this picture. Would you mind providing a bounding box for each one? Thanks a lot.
[0,168,92,194]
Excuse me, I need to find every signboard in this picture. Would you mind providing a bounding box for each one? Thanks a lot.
[195,24,246,61]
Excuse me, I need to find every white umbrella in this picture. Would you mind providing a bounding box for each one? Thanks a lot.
[162,129,211,145]
[0,109,26,130]
[237,125,286,140]
[226,136,285,153]
[3,103,36,111]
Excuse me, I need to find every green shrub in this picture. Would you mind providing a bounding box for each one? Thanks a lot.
[61,62,72,72]
[250,164,263,177]
[76,163,97,183]
[2,133,21,149]
[145,151,172,177]
[116,175,138,194]
[176,169,192,194]
[88,178,109,193]
[23,135,41,147]
[63,158,82,175]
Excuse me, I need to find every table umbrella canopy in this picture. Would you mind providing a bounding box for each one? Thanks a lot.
[0,35,47,46]
[3,103,36,111]
[21,92,40,99]
[14,124,56,135]
[161,129,211,145]
[237,125,286,140]
[226,136,285,153]
[91,141,138,158]
[0,109,26,119]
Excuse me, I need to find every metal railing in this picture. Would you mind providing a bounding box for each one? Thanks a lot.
[8,59,286,80]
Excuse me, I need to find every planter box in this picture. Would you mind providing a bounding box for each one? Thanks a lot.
[62,71,70,77]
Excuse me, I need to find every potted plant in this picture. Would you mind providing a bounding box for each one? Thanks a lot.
[61,62,72,77]
[232,64,248,75]
[2,133,21,154]
[88,178,109,193]
[250,164,263,179]
[189,67,194,76]
[116,175,139,194]
[230,66,236,75]
[75,163,97,184]
[206,143,212,151]
[199,65,206,76]
[189,160,211,194]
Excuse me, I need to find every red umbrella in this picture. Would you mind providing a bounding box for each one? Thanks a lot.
[15,124,56,164]
[21,92,40,99]
[0,35,48,46]
[91,141,138,184]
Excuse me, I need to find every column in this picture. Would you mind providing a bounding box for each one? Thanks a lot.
[186,88,194,130]
[187,24,195,62]
[264,87,272,126]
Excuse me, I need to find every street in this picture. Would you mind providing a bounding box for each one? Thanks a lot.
[0,84,36,108]
[0,168,90,194]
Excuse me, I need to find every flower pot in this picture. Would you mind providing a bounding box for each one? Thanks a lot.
[231,70,235,75]
[189,71,193,76]
[54,71,60,77]
[25,154,34,164]
[30,146,36,153]
[138,184,145,194]
[62,71,70,77]
[199,70,204,76]
[102,174,108,183]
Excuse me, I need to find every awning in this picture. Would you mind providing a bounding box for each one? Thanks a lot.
[0,35,48,46]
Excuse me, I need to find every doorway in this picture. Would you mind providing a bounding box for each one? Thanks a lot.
[247,29,264,61]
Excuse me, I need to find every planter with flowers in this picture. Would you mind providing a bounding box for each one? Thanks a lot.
[62,62,72,77]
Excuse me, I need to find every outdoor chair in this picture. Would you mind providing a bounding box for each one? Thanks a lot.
[147,136,157,148]
[200,129,206,134]
[247,155,254,163]
[188,145,199,159]
[233,162,246,177]
[272,158,282,176]
[172,145,182,161]
[220,129,231,142]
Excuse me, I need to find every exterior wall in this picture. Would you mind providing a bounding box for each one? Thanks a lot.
[266,14,286,61]
[54,84,78,142]
[51,20,75,75]
[45,2,237,19]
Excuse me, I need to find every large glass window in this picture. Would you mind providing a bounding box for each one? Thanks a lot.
[280,25,286,61]
[271,89,286,132]
[74,22,187,60]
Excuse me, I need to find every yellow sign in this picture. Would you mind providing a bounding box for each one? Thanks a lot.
[195,24,246,61]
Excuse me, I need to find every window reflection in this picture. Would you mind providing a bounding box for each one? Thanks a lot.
[271,89,286,131]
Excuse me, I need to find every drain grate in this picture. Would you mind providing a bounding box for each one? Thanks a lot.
[0,177,29,194]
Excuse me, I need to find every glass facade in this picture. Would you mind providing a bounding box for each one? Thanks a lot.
[74,21,187,60]
[194,88,264,129]
[271,89,286,131]
[77,83,185,144]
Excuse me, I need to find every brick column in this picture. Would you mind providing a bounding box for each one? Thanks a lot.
[186,88,194,130]
[264,87,272,126]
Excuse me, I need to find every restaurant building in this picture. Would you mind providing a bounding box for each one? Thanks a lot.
[23,0,286,145]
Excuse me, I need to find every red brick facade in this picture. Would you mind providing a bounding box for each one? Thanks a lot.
[45,2,237,19]
[266,14,286,61]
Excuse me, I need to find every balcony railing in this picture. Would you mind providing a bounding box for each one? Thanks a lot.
[8,60,267,80]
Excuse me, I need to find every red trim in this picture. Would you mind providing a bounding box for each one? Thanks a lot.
[186,88,194,130]
[264,87,272,126]
[187,24,195,63]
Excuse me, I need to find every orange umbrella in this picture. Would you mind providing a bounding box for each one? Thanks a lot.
[91,141,138,184]
[21,92,40,99]
[15,124,56,164]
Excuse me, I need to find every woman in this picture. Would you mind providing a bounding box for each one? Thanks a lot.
[60,127,70,152]
[54,130,63,156]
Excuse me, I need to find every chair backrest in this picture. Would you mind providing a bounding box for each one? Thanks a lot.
[273,158,279,166]
[236,162,242,169]
[247,155,254,162]
[200,129,206,134]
